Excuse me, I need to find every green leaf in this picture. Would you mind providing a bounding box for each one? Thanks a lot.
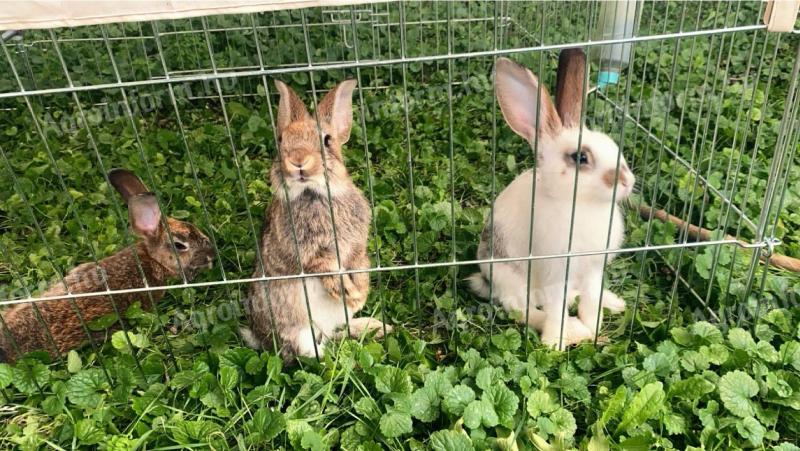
[663,411,686,435]
[12,361,50,395]
[300,429,328,451]
[491,328,521,351]
[373,365,413,394]
[410,386,440,423]
[616,382,665,433]
[735,416,765,445]
[463,399,497,429]
[475,367,497,391]
[719,370,759,418]
[484,384,519,427]
[443,384,475,416]
[219,366,239,391]
[111,330,149,353]
[0,363,13,389]
[354,397,381,420]
[67,350,82,373]
[728,328,757,353]
[75,418,105,445]
[667,375,715,400]
[527,389,558,418]
[618,435,655,450]
[550,408,577,440]
[691,322,723,344]
[429,430,474,451]
[680,350,709,373]
[463,400,483,429]
[379,411,412,438]
[66,369,108,409]
[780,341,800,371]
[246,408,286,444]
[599,386,627,428]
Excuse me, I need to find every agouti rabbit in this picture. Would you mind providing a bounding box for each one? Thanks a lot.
[243,80,389,360]
[0,169,215,362]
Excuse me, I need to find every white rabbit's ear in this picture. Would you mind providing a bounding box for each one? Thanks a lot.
[275,80,310,133]
[495,57,562,143]
[109,168,148,202]
[555,48,587,129]
[317,79,357,144]
[128,193,162,240]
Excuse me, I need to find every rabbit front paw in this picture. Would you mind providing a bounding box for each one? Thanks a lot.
[321,275,366,305]
[602,290,626,313]
[540,316,594,350]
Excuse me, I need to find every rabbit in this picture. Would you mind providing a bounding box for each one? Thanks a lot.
[242,79,389,361]
[0,169,215,362]
[468,49,634,350]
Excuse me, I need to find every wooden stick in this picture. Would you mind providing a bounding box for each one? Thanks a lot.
[637,204,800,273]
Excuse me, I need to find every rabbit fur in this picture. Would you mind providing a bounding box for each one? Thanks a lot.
[468,51,634,350]
[243,79,388,361]
[0,169,215,362]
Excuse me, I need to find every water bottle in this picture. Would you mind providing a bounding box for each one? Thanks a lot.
[593,0,642,89]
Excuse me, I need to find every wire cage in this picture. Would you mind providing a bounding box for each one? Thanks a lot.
[0,0,799,444]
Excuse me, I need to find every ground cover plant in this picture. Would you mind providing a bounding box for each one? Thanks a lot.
[0,1,799,449]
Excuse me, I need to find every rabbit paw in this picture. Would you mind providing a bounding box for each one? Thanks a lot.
[321,275,345,300]
[541,317,594,351]
[602,290,626,313]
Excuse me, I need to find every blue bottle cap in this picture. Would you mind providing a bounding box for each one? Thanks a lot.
[597,70,620,89]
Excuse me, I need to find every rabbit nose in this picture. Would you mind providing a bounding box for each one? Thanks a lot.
[288,157,309,169]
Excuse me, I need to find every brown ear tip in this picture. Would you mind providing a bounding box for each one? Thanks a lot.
[560,48,586,58]
[108,168,135,189]
[558,48,587,66]
[495,57,517,69]
[108,168,133,179]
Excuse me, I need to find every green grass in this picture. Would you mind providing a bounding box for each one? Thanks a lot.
[0,2,799,449]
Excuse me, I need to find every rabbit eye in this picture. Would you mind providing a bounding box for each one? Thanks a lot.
[174,241,189,252]
[323,134,332,148]
[570,151,589,165]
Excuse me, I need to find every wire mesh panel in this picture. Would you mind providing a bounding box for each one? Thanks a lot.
[0,0,799,448]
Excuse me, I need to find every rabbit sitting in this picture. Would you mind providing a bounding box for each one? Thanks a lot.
[0,169,215,362]
[243,79,388,361]
[468,50,634,350]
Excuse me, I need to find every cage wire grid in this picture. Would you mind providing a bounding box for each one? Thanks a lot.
[0,0,797,374]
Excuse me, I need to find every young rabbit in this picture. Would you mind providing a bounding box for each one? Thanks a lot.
[468,49,634,349]
[0,169,215,362]
[242,79,388,361]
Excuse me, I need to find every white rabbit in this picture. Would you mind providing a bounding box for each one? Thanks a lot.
[468,50,634,349]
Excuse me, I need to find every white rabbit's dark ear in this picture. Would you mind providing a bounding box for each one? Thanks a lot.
[317,79,357,144]
[555,48,587,129]
[109,169,149,202]
[274,80,310,133]
[495,57,562,144]
[128,193,162,239]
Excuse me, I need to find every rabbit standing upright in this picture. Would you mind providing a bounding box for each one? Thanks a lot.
[0,169,215,362]
[243,79,388,361]
[468,49,634,349]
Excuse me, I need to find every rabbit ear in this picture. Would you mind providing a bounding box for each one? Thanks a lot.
[495,57,562,144]
[316,79,357,144]
[275,80,310,133]
[109,169,149,202]
[128,193,162,239]
[555,48,587,129]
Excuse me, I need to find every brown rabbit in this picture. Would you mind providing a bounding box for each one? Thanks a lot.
[0,169,215,362]
[243,79,389,361]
